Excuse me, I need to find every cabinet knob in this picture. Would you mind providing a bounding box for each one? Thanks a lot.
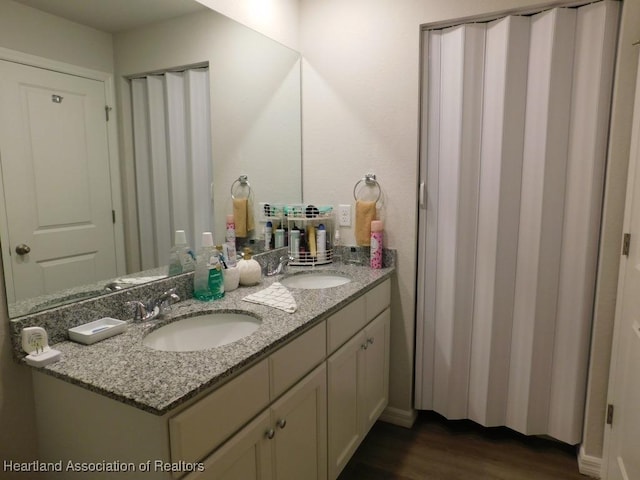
[361,343,368,350]
[265,428,275,440]
[367,337,374,345]
[276,418,287,429]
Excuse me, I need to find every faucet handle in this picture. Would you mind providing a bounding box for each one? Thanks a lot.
[156,288,180,314]
[126,300,149,322]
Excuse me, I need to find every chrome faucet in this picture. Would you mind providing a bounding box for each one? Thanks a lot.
[126,288,180,322]
[267,255,293,276]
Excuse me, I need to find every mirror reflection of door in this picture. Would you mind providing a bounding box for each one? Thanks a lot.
[0,60,117,302]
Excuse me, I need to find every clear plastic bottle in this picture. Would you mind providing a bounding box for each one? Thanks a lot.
[193,232,225,301]
[264,221,273,251]
[316,224,327,262]
[168,230,195,276]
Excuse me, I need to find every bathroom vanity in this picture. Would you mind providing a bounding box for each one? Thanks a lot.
[24,262,392,480]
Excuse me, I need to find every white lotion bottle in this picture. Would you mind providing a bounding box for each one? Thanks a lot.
[316,224,327,262]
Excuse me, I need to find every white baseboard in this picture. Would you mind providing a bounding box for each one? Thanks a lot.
[379,406,418,428]
[578,444,602,478]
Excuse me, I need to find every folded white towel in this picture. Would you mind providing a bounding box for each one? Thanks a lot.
[242,282,297,313]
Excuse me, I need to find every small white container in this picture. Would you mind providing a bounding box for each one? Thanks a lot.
[68,318,126,345]
[223,266,240,292]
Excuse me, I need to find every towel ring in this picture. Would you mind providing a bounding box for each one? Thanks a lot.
[353,173,382,203]
[231,175,252,200]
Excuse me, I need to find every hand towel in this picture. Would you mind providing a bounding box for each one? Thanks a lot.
[355,200,376,246]
[233,197,255,238]
[243,282,297,313]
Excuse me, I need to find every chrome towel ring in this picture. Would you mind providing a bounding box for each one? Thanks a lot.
[231,175,252,200]
[353,173,382,204]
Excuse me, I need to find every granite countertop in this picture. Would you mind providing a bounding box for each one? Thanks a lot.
[33,260,394,416]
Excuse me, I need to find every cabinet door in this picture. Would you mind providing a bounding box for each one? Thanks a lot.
[188,411,273,480]
[327,331,366,480]
[362,309,390,435]
[271,363,327,480]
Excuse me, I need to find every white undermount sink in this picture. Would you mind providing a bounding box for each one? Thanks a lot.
[280,272,351,289]
[142,312,261,352]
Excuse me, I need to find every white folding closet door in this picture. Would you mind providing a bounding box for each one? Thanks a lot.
[146,75,172,267]
[131,78,156,270]
[416,1,620,445]
[186,69,214,253]
[548,1,620,441]
[165,72,190,240]
[431,23,485,419]
[468,15,529,427]
[508,6,577,437]
[131,68,213,268]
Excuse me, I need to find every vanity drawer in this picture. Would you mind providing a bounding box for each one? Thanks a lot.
[169,359,270,464]
[269,321,326,399]
[327,295,366,354]
[365,279,390,322]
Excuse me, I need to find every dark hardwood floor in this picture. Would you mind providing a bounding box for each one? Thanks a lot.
[338,412,590,480]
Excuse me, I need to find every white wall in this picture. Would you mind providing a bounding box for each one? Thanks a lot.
[0,0,113,73]
[298,0,639,460]
[194,0,300,51]
[0,0,114,473]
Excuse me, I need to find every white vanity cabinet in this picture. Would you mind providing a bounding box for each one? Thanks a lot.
[31,277,391,480]
[188,364,327,480]
[327,280,391,480]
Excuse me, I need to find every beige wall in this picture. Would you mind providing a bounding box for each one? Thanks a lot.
[0,1,114,471]
[298,0,637,460]
[113,9,301,265]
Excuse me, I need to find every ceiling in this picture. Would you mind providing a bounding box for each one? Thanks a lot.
[13,0,208,33]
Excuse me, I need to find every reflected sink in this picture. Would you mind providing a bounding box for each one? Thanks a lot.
[280,272,351,290]
[143,312,261,352]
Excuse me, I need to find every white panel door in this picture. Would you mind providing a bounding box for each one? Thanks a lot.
[0,60,117,300]
[605,51,640,480]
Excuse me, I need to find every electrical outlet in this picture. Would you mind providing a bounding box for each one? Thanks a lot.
[338,204,352,227]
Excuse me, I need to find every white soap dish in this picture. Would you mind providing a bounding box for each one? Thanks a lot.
[68,318,126,345]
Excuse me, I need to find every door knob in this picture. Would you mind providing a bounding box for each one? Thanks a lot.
[15,244,31,255]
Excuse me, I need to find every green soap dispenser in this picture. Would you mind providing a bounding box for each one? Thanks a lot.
[194,232,225,301]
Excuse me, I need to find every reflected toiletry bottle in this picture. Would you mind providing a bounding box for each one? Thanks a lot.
[169,230,195,276]
[264,221,273,251]
[194,232,225,301]
[226,214,236,245]
[299,228,307,260]
[370,220,383,269]
[308,225,317,260]
[290,226,300,260]
[275,228,285,248]
[317,224,326,262]
[223,243,238,268]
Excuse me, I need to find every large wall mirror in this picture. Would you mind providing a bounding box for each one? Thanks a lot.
[0,0,302,318]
